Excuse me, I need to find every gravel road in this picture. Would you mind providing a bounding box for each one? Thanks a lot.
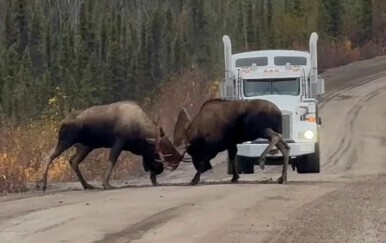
[1,56,386,243]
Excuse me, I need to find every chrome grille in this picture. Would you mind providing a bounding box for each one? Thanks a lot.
[251,112,292,144]
[281,114,291,139]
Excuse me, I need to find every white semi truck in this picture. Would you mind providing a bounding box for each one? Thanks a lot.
[221,32,325,174]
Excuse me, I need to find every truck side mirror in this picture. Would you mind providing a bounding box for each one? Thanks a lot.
[317,78,325,95]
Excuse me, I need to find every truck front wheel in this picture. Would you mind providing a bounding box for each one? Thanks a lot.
[295,143,321,173]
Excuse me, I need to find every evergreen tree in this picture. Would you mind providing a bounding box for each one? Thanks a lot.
[0,0,385,123]
[323,0,344,39]
[29,6,45,75]
[359,0,373,44]
[15,0,29,56]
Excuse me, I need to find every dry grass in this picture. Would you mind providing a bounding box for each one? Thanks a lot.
[0,120,70,193]
[0,119,146,194]
[318,37,386,72]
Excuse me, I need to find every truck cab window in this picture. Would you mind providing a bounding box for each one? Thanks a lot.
[243,78,300,97]
[235,57,268,67]
[274,56,307,66]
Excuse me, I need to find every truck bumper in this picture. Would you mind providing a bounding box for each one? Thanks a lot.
[237,141,315,158]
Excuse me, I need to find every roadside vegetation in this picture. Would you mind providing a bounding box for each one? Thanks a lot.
[1,0,386,193]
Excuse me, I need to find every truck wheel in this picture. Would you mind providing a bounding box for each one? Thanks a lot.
[236,156,255,174]
[296,143,320,173]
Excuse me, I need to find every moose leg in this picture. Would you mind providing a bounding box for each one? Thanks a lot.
[42,141,74,193]
[190,171,201,185]
[258,128,281,170]
[190,159,209,185]
[147,157,162,186]
[69,144,94,190]
[150,171,158,186]
[228,146,239,183]
[275,140,290,184]
[102,139,124,190]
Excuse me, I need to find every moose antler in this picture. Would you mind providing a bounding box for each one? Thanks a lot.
[152,115,192,170]
[153,116,179,170]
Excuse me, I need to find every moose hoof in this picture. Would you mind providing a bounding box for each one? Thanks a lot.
[291,163,296,171]
[258,158,266,170]
[190,179,199,185]
[102,183,116,190]
[277,176,287,184]
[150,176,158,186]
[83,184,96,190]
[151,181,160,186]
[231,175,240,183]
[190,173,200,185]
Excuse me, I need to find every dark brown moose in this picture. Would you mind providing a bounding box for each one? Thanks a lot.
[41,101,183,192]
[172,98,290,185]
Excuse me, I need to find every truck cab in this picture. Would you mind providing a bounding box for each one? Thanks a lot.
[221,32,325,174]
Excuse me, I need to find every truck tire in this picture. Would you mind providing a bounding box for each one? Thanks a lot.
[236,156,255,174]
[296,143,320,173]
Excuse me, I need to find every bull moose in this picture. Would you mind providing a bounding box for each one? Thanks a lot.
[171,98,290,185]
[41,100,184,192]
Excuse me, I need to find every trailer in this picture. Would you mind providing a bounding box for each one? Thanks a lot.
[221,32,325,174]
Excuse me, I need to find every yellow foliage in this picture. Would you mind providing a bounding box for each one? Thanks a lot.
[209,80,220,98]
[0,142,90,193]
[0,119,76,193]
[48,97,57,105]
[344,39,352,51]
[0,152,28,193]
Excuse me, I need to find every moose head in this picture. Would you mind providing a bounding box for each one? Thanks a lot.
[146,116,190,171]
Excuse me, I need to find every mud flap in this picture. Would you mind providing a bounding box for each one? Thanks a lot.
[236,156,255,174]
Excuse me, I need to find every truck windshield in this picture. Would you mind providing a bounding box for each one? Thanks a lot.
[243,78,300,96]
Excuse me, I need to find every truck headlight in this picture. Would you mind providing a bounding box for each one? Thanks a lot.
[304,130,314,140]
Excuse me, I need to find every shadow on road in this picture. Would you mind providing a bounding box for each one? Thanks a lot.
[118,178,343,189]
[35,178,348,196]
